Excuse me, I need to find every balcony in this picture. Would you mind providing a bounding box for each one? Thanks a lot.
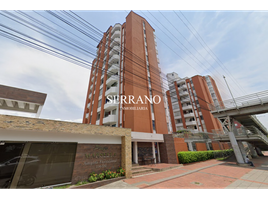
[111,30,121,40]
[105,86,118,96]
[96,120,100,125]
[181,97,190,103]
[103,114,117,125]
[174,115,182,119]
[178,84,187,90]
[109,46,120,57]
[111,24,121,33]
[110,38,120,48]
[104,48,108,55]
[176,79,185,85]
[104,102,118,110]
[107,64,119,74]
[184,113,195,118]
[186,121,197,126]
[106,75,118,86]
[175,122,183,127]
[182,105,192,110]
[108,54,120,65]
[179,91,189,96]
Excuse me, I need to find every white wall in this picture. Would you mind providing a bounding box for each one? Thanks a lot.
[0,129,121,144]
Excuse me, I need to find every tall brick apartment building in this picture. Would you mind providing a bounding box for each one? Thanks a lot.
[82,11,176,165]
[166,72,223,134]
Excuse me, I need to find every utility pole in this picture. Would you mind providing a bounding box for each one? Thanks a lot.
[223,75,238,109]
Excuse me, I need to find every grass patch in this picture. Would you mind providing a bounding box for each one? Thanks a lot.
[53,184,71,189]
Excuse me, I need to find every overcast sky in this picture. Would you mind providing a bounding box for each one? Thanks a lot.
[1,2,268,129]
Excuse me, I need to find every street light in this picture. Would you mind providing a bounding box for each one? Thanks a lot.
[223,75,238,109]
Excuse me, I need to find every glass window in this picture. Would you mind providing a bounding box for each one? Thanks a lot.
[99,88,103,96]
[151,104,154,113]
[17,142,77,189]
[0,143,24,188]
[152,120,156,131]
[98,99,102,107]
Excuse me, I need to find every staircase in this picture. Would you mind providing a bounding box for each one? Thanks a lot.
[131,164,153,176]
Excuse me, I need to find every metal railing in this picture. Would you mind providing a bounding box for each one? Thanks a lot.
[209,90,268,111]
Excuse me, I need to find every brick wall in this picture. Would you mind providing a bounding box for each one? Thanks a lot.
[71,144,121,183]
[159,134,177,164]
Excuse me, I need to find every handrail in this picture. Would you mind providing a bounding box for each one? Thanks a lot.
[209,90,268,111]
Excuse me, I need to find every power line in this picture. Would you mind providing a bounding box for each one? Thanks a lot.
[1,10,214,111]
[176,11,247,95]
[140,10,231,98]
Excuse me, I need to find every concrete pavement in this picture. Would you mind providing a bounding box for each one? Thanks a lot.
[97,155,268,189]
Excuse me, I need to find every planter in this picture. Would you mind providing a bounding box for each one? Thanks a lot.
[70,177,125,189]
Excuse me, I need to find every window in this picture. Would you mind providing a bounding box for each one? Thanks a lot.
[171,97,177,103]
[152,120,156,131]
[16,142,77,189]
[151,104,154,113]
[98,99,102,107]
[149,89,152,96]
[200,116,204,120]
[173,104,180,109]
[97,112,100,120]
[99,88,103,96]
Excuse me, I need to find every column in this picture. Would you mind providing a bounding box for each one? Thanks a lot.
[157,142,161,163]
[152,142,156,164]
[133,141,138,164]
[237,141,247,162]
[228,131,245,164]
[248,143,258,158]
[188,142,194,151]
[206,142,210,150]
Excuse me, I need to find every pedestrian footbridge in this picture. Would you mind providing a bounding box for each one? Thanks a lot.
[208,90,268,163]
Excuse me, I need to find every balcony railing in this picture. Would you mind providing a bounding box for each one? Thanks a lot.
[109,46,120,57]
[106,75,118,86]
[182,105,192,110]
[184,113,195,118]
[111,30,121,40]
[186,121,197,126]
[110,38,120,48]
[103,114,117,125]
[108,54,120,65]
[104,102,118,110]
[105,86,118,96]
[107,64,119,74]
[111,24,121,34]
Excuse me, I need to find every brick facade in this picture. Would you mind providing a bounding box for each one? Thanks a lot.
[159,134,177,164]
[71,144,121,183]
[196,143,207,151]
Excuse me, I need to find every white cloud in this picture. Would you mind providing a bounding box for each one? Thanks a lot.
[0,40,90,121]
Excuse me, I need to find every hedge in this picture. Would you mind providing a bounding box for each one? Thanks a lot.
[177,149,233,164]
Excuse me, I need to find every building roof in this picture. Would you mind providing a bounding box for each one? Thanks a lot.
[0,84,47,114]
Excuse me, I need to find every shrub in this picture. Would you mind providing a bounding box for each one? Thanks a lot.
[117,167,125,176]
[88,175,98,182]
[178,149,233,164]
[98,173,105,180]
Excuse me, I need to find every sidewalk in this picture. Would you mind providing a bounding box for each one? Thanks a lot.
[97,155,268,189]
